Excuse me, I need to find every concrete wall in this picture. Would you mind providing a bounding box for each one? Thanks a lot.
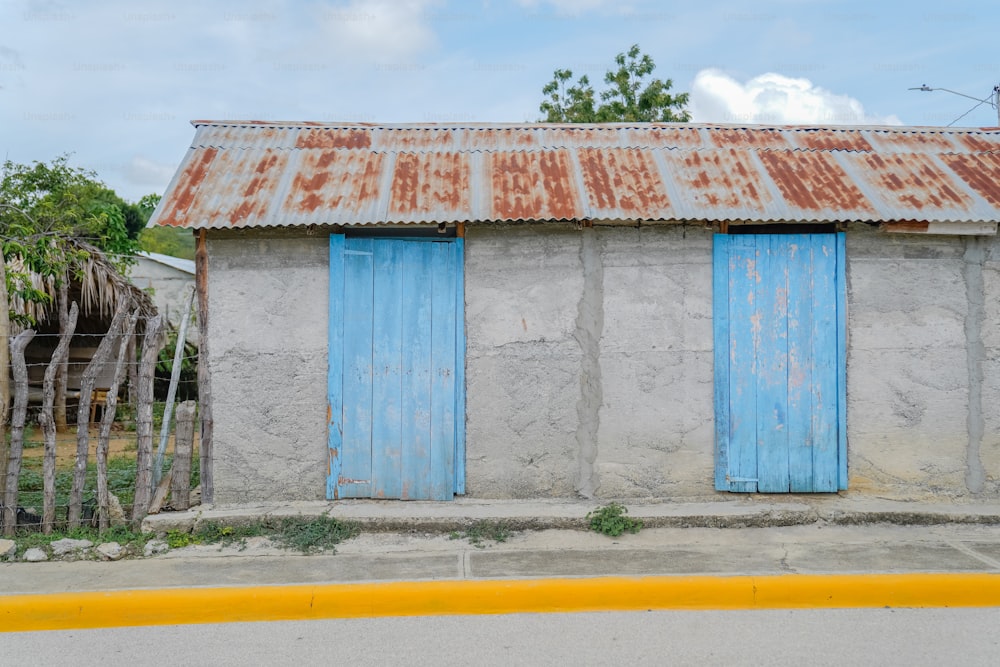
[128,258,194,329]
[204,224,1000,503]
[206,234,330,503]
[464,224,715,499]
[845,224,1000,499]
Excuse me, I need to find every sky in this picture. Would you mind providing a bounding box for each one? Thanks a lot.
[1,0,998,203]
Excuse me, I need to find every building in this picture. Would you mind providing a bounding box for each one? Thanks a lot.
[149,121,1000,503]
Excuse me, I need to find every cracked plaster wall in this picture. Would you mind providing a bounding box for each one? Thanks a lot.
[845,223,995,498]
[202,224,1000,503]
[206,234,330,503]
[464,224,715,499]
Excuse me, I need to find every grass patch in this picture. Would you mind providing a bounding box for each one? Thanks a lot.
[193,515,360,554]
[449,520,513,548]
[7,524,152,558]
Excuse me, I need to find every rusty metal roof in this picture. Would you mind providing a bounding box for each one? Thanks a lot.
[149,121,1000,229]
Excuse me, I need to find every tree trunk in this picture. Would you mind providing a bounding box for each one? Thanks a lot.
[0,247,11,513]
[2,330,35,537]
[171,400,196,511]
[96,309,138,533]
[132,315,164,526]
[68,300,129,529]
[196,230,213,504]
[38,302,78,534]
[54,278,69,433]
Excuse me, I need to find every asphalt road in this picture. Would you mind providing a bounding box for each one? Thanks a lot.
[6,608,1000,666]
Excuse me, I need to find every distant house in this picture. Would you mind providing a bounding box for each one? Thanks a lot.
[129,251,195,333]
[150,121,1000,504]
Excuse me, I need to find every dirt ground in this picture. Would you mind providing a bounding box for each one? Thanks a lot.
[19,426,195,467]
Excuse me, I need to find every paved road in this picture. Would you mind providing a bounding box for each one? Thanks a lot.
[6,608,1000,666]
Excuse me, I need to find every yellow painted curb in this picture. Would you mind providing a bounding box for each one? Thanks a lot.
[3,573,1000,633]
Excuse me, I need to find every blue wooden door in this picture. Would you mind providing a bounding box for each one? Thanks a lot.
[327,236,465,500]
[713,233,846,493]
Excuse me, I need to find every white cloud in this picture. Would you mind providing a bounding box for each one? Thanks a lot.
[314,0,440,62]
[690,69,902,126]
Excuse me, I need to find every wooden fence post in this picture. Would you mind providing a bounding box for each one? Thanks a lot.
[0,248,11,516]
[54,279,70,433]
[171,400,196,511]
[2,330,35,537]
[96,309,138,533]
[38,302,78,534]
[196,229,213,504]
[68,300,129,529]
[132,315,164,526]
[154,288,194,488]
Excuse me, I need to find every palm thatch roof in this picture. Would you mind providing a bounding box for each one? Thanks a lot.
[8,239,156,334]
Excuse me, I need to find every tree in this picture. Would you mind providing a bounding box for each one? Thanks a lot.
[1,156,144,452]
[539,44,691,123]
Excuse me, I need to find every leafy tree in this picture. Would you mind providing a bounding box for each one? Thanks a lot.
[1,156,141,280]
[540,44,691,123]
[138,194,195,260]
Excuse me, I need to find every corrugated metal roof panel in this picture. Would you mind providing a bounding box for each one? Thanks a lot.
[148,122,1000,229]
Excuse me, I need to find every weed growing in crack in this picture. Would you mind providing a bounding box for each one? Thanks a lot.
[449,520,513,548]
[587,502,642,537]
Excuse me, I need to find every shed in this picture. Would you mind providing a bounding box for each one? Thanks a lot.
[129,251,195,329]
[8,240,156,415]
[149,121,1000,503]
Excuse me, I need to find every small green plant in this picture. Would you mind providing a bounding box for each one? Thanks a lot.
[165,529,199,548]
[586,502,642,537]
[193,515,360,554]
[449,520,512,548]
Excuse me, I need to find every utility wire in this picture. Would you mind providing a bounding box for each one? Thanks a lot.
[947,92,996,127]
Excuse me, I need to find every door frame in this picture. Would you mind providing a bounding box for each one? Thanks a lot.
[712,232,848,492]
[326,233,466,500]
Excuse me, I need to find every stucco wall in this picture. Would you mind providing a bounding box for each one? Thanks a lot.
[204,224,1000,503]
[464,224,715,499]
[128,258,194,328]
[207,234,330,503]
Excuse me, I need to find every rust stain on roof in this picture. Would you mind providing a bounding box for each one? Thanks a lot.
[158,146,218,227]
[707,128,792,150]
[869,131,957,153]
[295,128,372,149]
[852,153,971,211]
[662,149,772,212]
[578,148,669,215]
[490,151,581,220]
[149,122,1000,228]
[954,133,1000,153]
[389,152,471,216]
[795,130,874,152]
[285,150,384,215]
[938,152,1000,207]
[757,150,874,213]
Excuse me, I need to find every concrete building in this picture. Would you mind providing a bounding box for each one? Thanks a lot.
[129,252,195,331]
[149,121,1000,504]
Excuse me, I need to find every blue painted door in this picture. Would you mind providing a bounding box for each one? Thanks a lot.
[328,236,465,500]
[713,233,846,493]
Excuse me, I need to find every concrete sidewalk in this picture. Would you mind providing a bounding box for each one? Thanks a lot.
[3,499,1000,631]
[3,497,1000,594]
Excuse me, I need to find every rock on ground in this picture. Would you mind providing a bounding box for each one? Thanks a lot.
[23,548,47,562]
[0,539,16,558]
[51,538,93,556]
[143,540,169,557]
[96,542,123,561]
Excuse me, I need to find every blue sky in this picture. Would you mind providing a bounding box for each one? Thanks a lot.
[1,0,997,202]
